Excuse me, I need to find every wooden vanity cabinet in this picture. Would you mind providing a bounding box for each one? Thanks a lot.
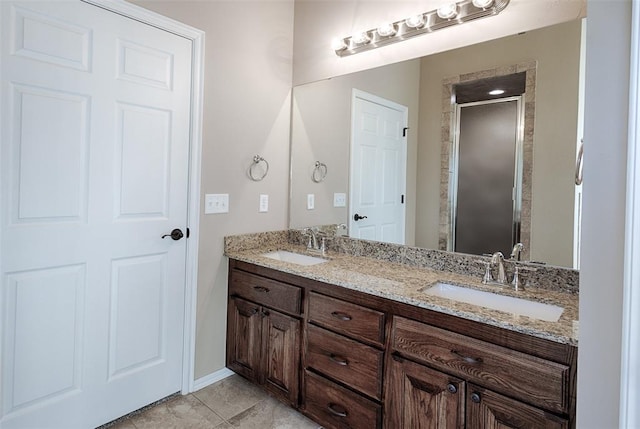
[466,385,569,429]
[227,266,302,406]
[303,291,385,429]
[388,315,572,428]
[226,259,577,428]
[384,354,465,428]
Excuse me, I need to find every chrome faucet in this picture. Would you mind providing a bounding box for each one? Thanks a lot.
[510,242,524,261]
[491,251,508,285]
[304,227,327,256]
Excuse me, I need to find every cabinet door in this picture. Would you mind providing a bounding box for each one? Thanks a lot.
[261,308,301,406]
[466,385,569,429]
[226,297,262,381]
[384,355,464,428]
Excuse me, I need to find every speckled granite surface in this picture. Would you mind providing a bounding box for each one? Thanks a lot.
[224,231,579,346]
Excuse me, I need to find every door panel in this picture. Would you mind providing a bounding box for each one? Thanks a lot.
[350,91,407,244]
[1,1,192,427]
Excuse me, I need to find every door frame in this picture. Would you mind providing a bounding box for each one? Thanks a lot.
[80,0,204,394]
[621,0,640,425]
[349,88,408,244]
[448,96,525,253]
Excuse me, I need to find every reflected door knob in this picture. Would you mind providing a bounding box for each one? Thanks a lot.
[353,213,368,221]
[162,228,184,240]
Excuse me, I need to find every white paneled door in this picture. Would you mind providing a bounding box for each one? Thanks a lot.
[350,90,407,245]
[0,1,193,428]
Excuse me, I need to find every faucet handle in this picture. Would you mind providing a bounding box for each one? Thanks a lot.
[476,260,493,284]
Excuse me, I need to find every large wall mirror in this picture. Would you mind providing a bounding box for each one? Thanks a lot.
[290,18,584,269]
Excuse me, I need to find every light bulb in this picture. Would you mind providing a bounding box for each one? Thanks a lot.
[377,22,397,37]
[472,0,494,8]
[405,14,426,28]
[331,38,347,51]
[351,31,371,44]
[489,89,505,95]
[437,3,458,19]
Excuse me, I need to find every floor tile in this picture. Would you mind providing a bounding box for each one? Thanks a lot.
[192,374,266,420]
[226,396,321,429]
[129,394,224,429]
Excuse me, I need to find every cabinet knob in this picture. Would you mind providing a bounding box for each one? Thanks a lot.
[471,392,481,403]
[330,311,352,321]
[253,286,270,293]
[447,383,457,394]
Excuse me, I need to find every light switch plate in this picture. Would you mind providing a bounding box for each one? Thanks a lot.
[333,192,346,207]
[205,193,229,214]
[259,194,269,212]
[307,194,315,210]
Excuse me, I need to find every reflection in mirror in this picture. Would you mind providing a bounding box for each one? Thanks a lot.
[443,67,533,260]
[290,19,584,268]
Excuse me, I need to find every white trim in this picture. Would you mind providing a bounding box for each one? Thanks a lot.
[192,368,236,392]
[81,0,205,395]
[620,0,640,426]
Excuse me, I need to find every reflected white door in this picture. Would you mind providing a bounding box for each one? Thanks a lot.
[350,90,407,244]
[0,1,192,428]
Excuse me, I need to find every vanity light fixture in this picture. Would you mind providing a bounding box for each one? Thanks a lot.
[437,3,459,20]
[472,0,495,8]
[333,0,509,57]
[405,14,426,29]
[377,22,397,37]
[489,89,505,95]
[351,31,371,45]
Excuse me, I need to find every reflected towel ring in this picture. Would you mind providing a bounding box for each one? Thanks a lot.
[312,161,328,183]
[249,155,269,181]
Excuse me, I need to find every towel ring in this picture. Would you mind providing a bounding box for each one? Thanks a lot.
[312,161,328,183]
[249,155,269,181]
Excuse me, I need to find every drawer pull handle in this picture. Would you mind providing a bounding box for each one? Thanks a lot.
[471,392,481,403]
[329,353,349,366]
[327,403,348,418]
[451,350,483,365]
[330,311,352,321]
[253,286,270,293]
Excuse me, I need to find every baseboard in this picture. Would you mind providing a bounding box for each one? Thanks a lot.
[192,367,235,392]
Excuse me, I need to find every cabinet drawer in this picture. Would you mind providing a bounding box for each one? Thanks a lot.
[308,292,385,346]
[391,316,570,414]
[230,269,302,315]
[303,370,381,429]
[306,324,383,400]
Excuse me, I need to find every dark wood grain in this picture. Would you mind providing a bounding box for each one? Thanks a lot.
[384,354,465,428]
[302,370,381,429]
[466,384,569,428]
[308,292,385,346]
[226,297,261,382]
[229,268,302,315]
[391,316,570,414]
[306,324,383,400]
[261,308,301,406]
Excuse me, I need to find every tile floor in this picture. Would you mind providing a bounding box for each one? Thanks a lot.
[105,374,321,429]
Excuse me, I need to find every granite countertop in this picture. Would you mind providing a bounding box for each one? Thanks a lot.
[226,244,579,346]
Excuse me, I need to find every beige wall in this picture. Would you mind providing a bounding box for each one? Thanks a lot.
[416,20,582,267]
[289,59,421,245]
[129,0,294,379]
[292,0,585,85]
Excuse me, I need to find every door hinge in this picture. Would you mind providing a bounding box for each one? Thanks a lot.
[401,195,405,204]
[186,227,190,238]
[403,127,409,137]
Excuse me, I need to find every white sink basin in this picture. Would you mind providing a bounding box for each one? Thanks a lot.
[423,282,564,322]
[261,250,328,266]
